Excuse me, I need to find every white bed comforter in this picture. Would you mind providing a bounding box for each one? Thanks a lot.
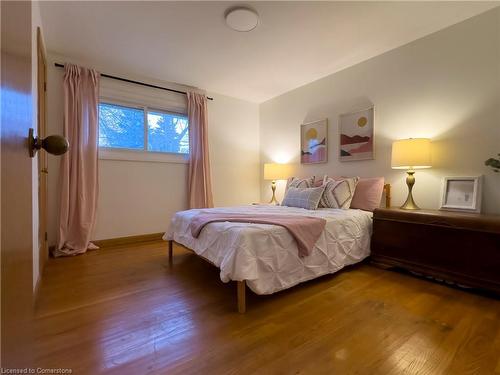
[163,205,373,295]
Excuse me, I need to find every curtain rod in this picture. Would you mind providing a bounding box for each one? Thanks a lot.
[54,63,214,101]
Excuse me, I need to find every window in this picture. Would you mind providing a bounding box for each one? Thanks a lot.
[98,102,189,154]
[148,110,189,154]
[99,103,144,149]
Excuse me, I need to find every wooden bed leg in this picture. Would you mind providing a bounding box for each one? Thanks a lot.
[237,280,246,314]
[168,240,173,264]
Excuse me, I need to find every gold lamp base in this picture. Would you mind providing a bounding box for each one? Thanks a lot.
[269,180,279,205]
[400,170,420,210]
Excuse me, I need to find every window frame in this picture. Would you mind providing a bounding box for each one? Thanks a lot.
[98,98,189,164]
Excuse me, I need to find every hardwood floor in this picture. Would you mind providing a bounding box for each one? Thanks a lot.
[34,241,500,374]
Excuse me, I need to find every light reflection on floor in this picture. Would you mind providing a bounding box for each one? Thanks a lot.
[386,331,439,373]
[100,298,198,371]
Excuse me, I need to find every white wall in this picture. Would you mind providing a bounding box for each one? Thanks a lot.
[46,57,260,245]
[260,8,500,214]
[208,92,260,207]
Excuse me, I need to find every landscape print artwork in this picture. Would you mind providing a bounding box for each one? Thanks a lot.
[339,107,374,161]
[301,119,328,164]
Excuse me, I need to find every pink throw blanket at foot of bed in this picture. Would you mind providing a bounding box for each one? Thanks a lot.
[189,213,326,257]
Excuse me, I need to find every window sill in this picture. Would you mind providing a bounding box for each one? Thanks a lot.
[99,148,189,164]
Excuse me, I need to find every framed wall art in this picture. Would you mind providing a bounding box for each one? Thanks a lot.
[339,106,374,162]
[300,119,327,164]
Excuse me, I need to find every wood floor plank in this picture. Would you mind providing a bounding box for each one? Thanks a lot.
[33,241,500,374]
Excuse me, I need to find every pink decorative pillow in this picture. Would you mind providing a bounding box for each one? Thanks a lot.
[350,177,385,212]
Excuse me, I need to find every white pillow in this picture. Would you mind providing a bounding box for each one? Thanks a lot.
[319,177,359,209]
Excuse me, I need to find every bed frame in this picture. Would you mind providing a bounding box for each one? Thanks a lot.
[168,183,391,313]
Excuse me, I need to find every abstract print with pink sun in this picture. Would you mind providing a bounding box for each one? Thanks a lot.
[301,119,328,164]
[339,107,374,161]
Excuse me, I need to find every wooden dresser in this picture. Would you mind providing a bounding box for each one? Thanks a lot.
[371,208,500,294]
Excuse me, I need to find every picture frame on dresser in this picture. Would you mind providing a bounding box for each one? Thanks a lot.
[439,176,482,213]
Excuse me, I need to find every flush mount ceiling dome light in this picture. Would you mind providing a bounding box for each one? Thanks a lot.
[225,6,259,32]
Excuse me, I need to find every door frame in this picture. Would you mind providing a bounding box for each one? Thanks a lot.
[37,26,48,276]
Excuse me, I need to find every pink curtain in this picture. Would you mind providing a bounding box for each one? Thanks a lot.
[187,92,214,209]
[55,64,100,257]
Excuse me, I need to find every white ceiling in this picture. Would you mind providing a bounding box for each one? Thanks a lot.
[39,1,498,103]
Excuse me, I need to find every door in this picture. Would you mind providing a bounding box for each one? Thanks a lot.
[1,1,35,367]
[37,27,49,272]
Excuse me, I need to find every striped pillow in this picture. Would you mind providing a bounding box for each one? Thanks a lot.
[319,177,359,209]
[282,186,325,210]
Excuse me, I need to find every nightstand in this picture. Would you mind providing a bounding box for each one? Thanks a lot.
[371,208,500,294]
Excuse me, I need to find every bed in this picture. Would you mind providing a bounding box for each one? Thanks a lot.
[164,184,391,313]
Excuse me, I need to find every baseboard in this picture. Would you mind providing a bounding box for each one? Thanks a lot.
[93,233,165,248]
[48,232,165,252]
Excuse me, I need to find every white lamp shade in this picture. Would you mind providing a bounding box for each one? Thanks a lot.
[391,138,432,169]
[264,163,292,180]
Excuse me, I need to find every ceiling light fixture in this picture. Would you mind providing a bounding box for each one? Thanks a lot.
[225,6,259,32]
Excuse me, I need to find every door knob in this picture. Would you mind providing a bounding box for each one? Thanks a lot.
[28,128,69,158]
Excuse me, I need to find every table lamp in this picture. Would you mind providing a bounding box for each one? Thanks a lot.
[391,138,431,210]
[263,163,292,205]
